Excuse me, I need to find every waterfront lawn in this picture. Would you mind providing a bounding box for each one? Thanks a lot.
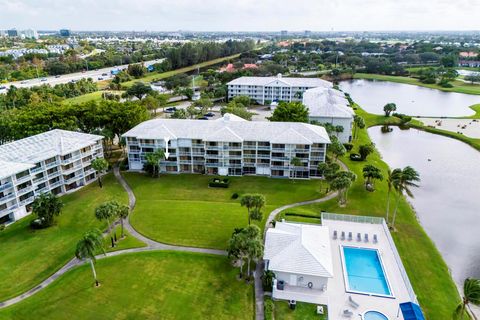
[354,73,480,95]
[280,126,462,319]
[125,173,325,249]
[0,251,254,320]
[0,174,129,301]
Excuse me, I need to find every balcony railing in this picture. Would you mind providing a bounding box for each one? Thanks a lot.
[30,166,44,174]
[49,181,63,189]
[45,161,59,169]
[19,196,34,207]
[0,182,13,192]
[0,193,16,204]
[15,175,31,184]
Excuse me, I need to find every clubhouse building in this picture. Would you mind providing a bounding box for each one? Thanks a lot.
[0,129,104,225]
[123,114,330,179]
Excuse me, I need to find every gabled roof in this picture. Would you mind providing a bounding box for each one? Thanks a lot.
[123,115,330,145]
[264,222,333,278]
[303,86,354,119]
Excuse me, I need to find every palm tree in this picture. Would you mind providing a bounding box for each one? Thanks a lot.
[391,166,420,228]
[240,194,255,225]
[240,194,265,225]
[290,157,302,179]
[330,171,356,205]
[145,149,165,178]
[91,158,109,188]
[117,204,130,238]
[385,169,395,224]
[362,164,383,190]
[353,115,365,140]
[454,278,480,319]
[95,201,117,247]
[75,229,105,287]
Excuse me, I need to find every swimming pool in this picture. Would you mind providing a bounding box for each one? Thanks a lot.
[364,310,389,320]
[342,246,392,297]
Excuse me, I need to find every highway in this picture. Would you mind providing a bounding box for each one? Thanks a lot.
[0,59,165,92]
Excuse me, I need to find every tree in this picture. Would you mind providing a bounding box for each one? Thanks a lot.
[330,171,356,205]
[193,97,213,114]
[157,94,169,113]
[240,194,266,225]
[353,115,365,140]
[220,101,253,120]
[117,203,130,238]
[329,138,346,160]
[268,101,309,122]
[227,225,263,279]
[358,143,374,161]
[362,164,383,190]
[91,158,109,188]
[127,63,147,78]
[94,201,118,246]
[465,74,480,84]
[144,149,165,178]
[385,169,397,224]
[170,108,187,119]
[31,193,63,227]
[383,103,397,117]
[142,94,160,116]
[75,229,105,287]
[290,157,302,179]
[125,82,152,100]
[391,166,420,228]
[186,104,200,119]
[454,278,480,320]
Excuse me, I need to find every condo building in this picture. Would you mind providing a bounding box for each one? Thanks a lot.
[0,129,104,225]
[227,74,332,104]
[123,114,330,179]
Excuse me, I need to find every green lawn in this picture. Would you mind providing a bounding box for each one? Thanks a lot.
[354,73,480,95]
[125,173,325,249]
[274,301,327,320]
[280,122,462,319]
[0,174,128,301]
[0,251,254,320]
[104,228,147,253]
[122,54,241,88]
[62,90,124,105]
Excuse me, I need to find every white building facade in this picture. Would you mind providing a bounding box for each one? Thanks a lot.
[123,114,330,179]
[0,129,104,225]
[303,86,355,143]
[227,74,333,105]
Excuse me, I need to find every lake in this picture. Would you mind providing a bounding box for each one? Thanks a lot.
[369,127,480,286]
[340,79,480,117]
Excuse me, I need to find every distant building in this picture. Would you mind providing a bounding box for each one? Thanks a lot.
[0,129,104,225]
[459,60,480,68]
[227,74,332,104]
[304,30,311,37]
[21,29,38,40]
[7,29,18,37]
[59,29,71,37]
[459,51,478,58]
[302,87,354,143]
[281,30,288,36]
[219,63,258,73]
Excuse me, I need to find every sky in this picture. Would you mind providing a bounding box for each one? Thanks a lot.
[0,0,479,32]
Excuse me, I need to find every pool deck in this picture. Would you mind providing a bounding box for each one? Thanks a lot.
[322,219,413,319]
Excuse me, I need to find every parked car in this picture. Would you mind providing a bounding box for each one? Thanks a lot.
[164,107,177,113]
[98,77,104,81]
[101,73,108,76]
[199,116,209,120]
[20,80,28,84]
[0,86,6,90]
[204,112,215,117]
[55,75,61,78]
[40,78,47,82]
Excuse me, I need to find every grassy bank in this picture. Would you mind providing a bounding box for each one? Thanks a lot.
[354,73,480,95]
[122,53,241,88]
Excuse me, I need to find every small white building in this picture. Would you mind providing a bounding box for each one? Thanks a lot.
[303,86,354,143]
[264,221,333,305]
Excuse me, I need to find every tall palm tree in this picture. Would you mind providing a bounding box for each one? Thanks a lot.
[391,166,420,228]
[454,278,480,319]
[362,164,383,189]
[385,169,394,224]
[241,194,266,225]
[75,229,105,287]
[145,149,165,178]
[240,194,255,225]
[117,204,130,238]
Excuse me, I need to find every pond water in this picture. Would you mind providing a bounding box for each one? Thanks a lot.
[369,127,480,285]
[340,79,480,117]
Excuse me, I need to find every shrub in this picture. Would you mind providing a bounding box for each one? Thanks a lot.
[262,270,276,292]
[0,224,5,231]
[231,192,239,199]
[30,218,49,229]
[264,297,274,320]
[343,143,353,151]
[208,178,230,188]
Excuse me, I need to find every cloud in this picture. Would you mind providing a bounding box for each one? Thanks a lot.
[0,0,478,31]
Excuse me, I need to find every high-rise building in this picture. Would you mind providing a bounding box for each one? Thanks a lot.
[7,29,18,37]
[304,30,311,37]
[280,30,288,37]
[59,29,71,37]
[21,29,39,40]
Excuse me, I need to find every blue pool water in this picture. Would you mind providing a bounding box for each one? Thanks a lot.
[343,247,391,296]
[364,311,388,320]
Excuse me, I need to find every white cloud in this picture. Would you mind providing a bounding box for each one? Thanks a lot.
[0,0,478,31]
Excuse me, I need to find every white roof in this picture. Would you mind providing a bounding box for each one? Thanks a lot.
[303,87,354,119]
[123,115,330,145]
[264,221,333,278]
[0,129,103,179]
[227,75,333,88]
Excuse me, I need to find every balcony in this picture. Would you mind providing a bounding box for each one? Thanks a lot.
[294,148,310,153]
[64,174,84,184]
[19,196,35,207]
[0,193,16,204]
[49,181,63,189]
[17,185,33,195]
[139,143,156,148]
[257,154,271,159]
[205,145,221,150]
[271,156,289,161]
[48,171,61,179]
[84,168,96,176]
[30,166,44,174]
[257,146,271,151]
[243,145,256,150]
[179,160,192,164]
[45,161,59,169]
[35,186,50,195]
[0,182,13,192]
[15,175,31,184]
[33,175,47,184]
[205,163,220,167]
[205,154,222,159]
[192,143,204,148]
[61,154,81,165]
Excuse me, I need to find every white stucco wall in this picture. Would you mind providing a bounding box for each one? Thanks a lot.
[309,116,353,143]
[275,271,328,291]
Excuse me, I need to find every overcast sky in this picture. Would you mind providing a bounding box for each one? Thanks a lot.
[1,0,479,32]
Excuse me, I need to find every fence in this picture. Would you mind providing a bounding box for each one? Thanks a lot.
[321,212,418,304]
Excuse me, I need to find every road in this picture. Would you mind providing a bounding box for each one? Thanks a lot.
[0,59,165,92]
